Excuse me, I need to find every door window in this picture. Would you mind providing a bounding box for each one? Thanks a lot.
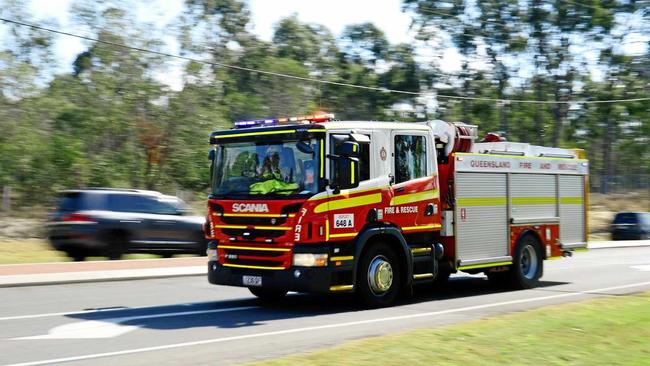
[330,134,370,182]
[394,135,427,183]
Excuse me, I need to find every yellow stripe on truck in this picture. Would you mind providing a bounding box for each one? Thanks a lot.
[314,193,383,213]
[457,197,507,206]
[390,189,439,206]
[512,197,556,205]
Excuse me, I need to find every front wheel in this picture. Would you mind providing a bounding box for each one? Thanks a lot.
[248,287,287,302]
[357,242,401,308]
[510,234,543,289]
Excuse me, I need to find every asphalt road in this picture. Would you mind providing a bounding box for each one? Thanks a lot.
[1,245,649,366]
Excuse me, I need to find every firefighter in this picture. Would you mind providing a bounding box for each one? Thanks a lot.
[250,145,298,195]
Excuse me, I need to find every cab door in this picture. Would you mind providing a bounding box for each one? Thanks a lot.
[324,131,375,240]
[388,131,440,232]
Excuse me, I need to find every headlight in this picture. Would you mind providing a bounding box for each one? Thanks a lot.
[207,249,218,261]
[293,253,328,267]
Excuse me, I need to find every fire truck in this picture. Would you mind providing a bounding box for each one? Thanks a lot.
[205,114,588,307]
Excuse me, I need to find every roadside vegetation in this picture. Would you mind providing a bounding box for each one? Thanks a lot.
[0,239,158,264]
[1,1,648,209]
[252,292,650,366]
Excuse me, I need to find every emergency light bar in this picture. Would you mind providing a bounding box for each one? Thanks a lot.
[234,113,335,129]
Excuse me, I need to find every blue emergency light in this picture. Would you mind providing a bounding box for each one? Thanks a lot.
[234,113,335,129]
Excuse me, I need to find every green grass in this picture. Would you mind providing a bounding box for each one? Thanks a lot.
[251,292,650,366]
[0,239,157,264]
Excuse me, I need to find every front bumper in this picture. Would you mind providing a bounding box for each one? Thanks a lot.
[208,260,353,294]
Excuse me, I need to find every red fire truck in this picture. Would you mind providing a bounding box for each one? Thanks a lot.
[205,114,588,307]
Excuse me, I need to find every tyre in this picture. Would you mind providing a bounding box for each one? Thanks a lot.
[106,231,128,260]
[510,234,543,289]
[357,242,401,308]
[66,249,87,262]
[248,287,287,301]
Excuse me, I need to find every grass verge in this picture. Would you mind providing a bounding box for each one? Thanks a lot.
[0,239,157,264]
[251,291,650,366]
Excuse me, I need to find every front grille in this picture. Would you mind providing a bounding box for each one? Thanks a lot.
[222,228,286,238]
[219,246,290,269]
[221,216,288,225]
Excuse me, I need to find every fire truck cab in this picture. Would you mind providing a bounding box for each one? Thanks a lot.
[206,115,588,307]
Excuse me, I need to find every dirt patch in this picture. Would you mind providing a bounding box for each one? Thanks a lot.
[0,218,45,240]
[589,191,650,240]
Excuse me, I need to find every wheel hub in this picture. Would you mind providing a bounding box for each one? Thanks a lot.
[521,245,538,280]
[368,256,393,294]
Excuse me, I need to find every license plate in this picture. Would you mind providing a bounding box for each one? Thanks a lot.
[242,275,262,287]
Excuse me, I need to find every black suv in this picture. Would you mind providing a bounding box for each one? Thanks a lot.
[611,212,650,240]
[48,189,208,260]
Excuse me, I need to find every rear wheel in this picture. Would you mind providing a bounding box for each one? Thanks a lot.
[66,249,87,262]
[248,287,287,301]
[510,234,543,289]
[357,242,401,308]
[106,231,128,260]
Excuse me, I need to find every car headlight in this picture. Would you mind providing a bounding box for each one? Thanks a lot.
[293,253,328,267]
[207,248,218,261]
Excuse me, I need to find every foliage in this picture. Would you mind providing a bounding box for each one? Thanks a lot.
[0,0,648,204]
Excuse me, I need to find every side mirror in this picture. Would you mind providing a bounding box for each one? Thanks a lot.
[208,149,216,161]
[334,156,360,191]
[339,141,359,159]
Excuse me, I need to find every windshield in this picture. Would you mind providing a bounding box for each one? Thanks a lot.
[211,138,321,198]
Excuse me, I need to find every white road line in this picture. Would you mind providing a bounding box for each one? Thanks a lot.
[0,303,249,321]
[5,280,650,366]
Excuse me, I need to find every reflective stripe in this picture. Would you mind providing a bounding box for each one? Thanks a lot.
[329,285,354,291]
[411,247,432,254]
[319,140,324,178]
[512,197,557,205]
[325,219,330,241]
[390,189,439,206]
[223,263,285,270]
[219,245,290,252]
[457,261,512,271]
[314,193,382,213]
[307,186,386,201]
[329,232,357,239]
[214,225,291,231]
[214,130,296,139]
[457,197,507,206]
[330,256,354,261]
[402,224,441,231]
[413,273,434,279]
[547,256,562,260]
[455,152,587,162]
[351,161,355,184]
[560,197,583,205]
